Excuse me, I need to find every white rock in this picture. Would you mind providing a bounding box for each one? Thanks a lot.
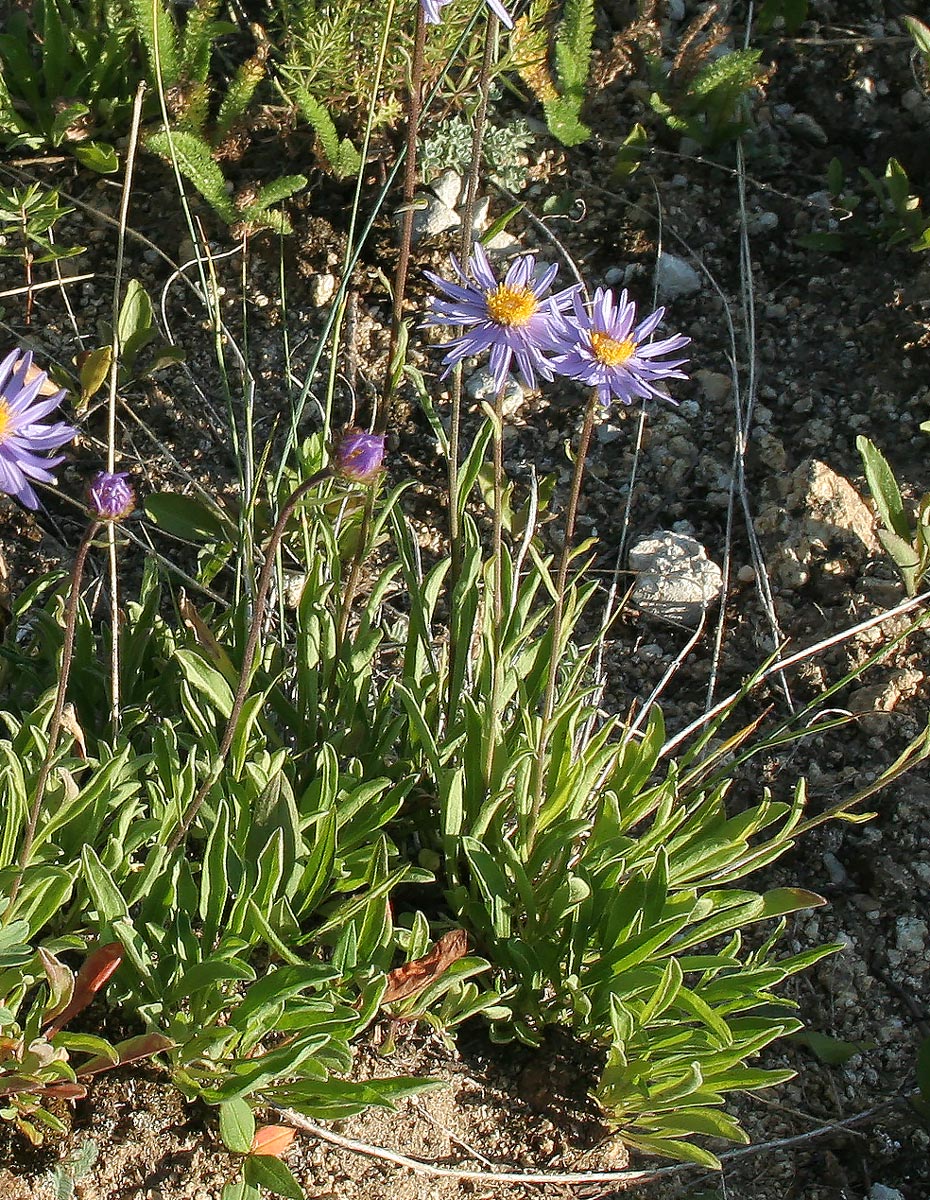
[656,252,701,300]
[485,230,520,255]
[465,367,524,417]
[430,169,463,210]
[408,196,460,243]
[307,272,337,307]
[629,531,723,624]
[471,195,490,231]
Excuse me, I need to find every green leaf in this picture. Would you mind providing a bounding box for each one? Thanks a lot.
[220,1098,256,1154]
[222,1183,261,1200]
[144,129,237,224]
[72,141,120,173]
[174,648,234,720]
[80,848,129,922]
[222,1184,261,1200]
[243,1155,304,1200]
[78,346,113,406]
[612,122,649,181]
[117,279,155,375]
[856,435,912,541]
[905,15,930,59]
[144,491,232,542]
[791,1029,869,1065]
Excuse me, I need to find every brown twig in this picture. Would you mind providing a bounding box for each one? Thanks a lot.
[272,1095,909,1188]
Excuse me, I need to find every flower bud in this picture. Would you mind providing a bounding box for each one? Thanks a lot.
[89,471,135,520]
[333,428,385,484]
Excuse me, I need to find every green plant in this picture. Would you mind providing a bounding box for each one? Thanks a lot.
[857,433,930,596]
[802,157,930,254]
[0,0,137,171]
[904,14,930,78]
[45,1138,99,1200]
[128,0,305,232]
[420,115,534,191]
[647,6,769,151]
[541,0,596,146]
[0,183,85,322]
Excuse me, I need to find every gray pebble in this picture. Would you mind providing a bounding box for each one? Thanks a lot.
[656,252,701,300]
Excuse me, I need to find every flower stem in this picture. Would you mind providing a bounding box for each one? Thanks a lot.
[447,12,497,728]
[483,380,506,788]
[526,388,600,853]
[166,472,328,854]
[379,0,427,433]
[3,520,101,924]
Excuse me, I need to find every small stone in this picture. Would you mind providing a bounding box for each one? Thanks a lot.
[869,1185,906,1200]
[737,564,755,584]
[786,112,829,145]
[754,459,880,592]
[822,852,848,886]
[465,367,525,417]
[307,272,337,307]
[894,916,928,956]
[430,169,463,209]
[747,210,779,235]
[694,369,731,403]
[901,88,925,113]
[485,230,520,255]
[629,531,724,624]
[471,195,490,231]
[655,252,701,300]
[408,196,460,243]
[667,0,685,19]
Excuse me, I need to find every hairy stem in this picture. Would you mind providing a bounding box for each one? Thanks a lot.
[483,381,507,787]
[447,12,498,727]
[526,389,599,851]
[379,1,427,432]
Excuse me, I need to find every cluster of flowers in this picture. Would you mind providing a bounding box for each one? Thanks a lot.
[424,244,690,408]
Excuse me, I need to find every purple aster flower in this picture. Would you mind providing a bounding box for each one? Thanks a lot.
[553,287,690,408]
[333,428,386,484]
[89,471,135,520]
[421,0,514,30]
[424,243,578,391]
[0,349,76,510]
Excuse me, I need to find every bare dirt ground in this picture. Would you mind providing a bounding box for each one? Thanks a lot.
[0,1,928,1197]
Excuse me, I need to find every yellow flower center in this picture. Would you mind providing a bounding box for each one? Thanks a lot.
[485,284,538,327]
[590,330,636,367]
[0,400,10,444]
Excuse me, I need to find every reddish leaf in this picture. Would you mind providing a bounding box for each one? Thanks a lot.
[44,943,123,1036]
[77,1032,173,1078]
[382,929,468,1004]
[39,1082,88,1100]
[249,1125,296,1157]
